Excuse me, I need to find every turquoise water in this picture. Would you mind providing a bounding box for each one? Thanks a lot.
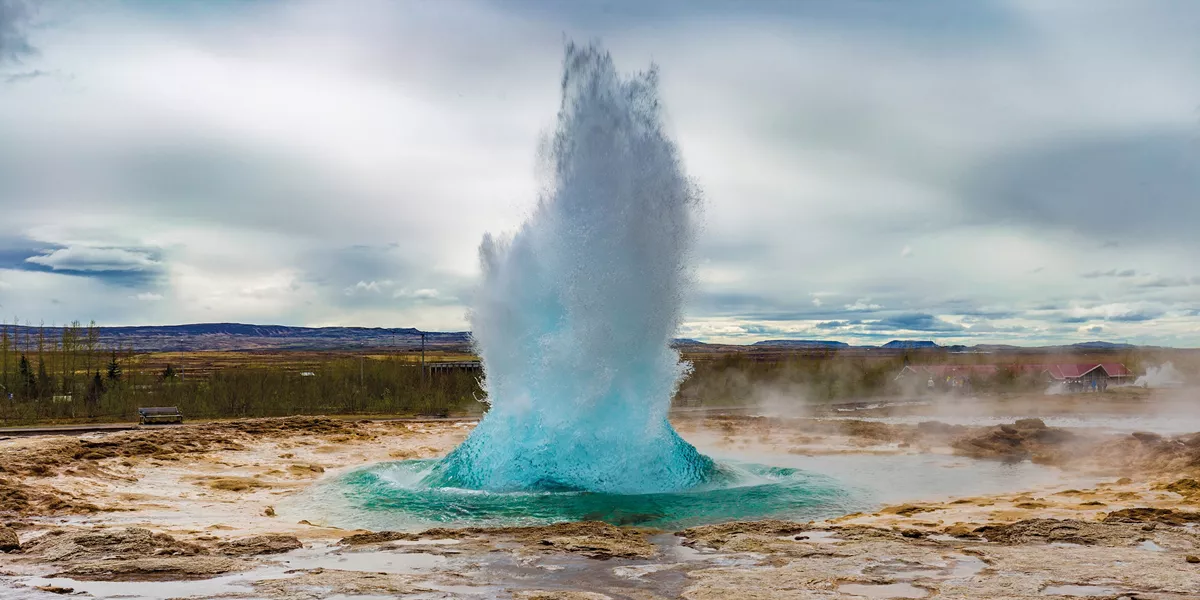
[310,459,866,531]
[439,41,712,494]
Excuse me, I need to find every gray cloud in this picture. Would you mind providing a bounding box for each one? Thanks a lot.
[962,132,1200,245]
[499,0,1021,41]
[0,1,1198,345]
[869,313,964,333]
[1136,276,1195,288]
[1108,311,1165,323]
[1082,269,1138,279]
[4,67,44,83]
[0,0,33,63]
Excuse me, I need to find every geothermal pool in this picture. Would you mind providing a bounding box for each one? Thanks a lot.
[287,450,1079,531]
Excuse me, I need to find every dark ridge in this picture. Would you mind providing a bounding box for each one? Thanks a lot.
[0,323,471,352]
[881,340,939,349]
[751,340,850,348]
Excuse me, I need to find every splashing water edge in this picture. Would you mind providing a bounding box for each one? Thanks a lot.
[428,41,711,495]
[309,459,865,531]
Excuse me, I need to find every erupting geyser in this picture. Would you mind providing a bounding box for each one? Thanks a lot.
[306,42,856,529]
[425,42,715,494]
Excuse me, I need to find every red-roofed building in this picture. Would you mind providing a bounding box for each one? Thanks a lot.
[896,363,1132,393]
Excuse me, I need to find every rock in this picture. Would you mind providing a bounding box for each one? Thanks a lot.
[340,531,422,546]
[20,527,205,562]
[1162,478,1200,497]
[57,556,246,580]
[0,526,19,552]
[951,423,1076,462]
[1102,508,1200,526]
[263,506,276,517]
[35,585,73,594]
[1132,432,1163,443]
[974,518,1145,546]
[1186,555,1199,564]
[944,524,976,538]
[679,520,812,549]
[881,504,936,517]
[217,535,302,556]
[1115,477,1133,485]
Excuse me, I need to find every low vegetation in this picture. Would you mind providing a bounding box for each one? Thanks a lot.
[1,321,1195,425]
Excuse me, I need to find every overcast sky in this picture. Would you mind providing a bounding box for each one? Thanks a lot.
[0,1,1197,346]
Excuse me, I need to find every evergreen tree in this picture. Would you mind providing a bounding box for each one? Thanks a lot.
[106,353,122,382]
[85,371,104,416]
[18,355,36,399]
[162,364,177,379]
[36,359,52,399]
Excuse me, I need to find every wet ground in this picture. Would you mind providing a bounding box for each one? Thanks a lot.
[0,390,1197,598]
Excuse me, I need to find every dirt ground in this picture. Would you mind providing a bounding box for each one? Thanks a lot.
[0,391,1198,599]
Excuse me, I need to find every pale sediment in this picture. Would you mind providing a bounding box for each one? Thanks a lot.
[0,401,1197,598]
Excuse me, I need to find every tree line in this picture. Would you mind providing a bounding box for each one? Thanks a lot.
[0,321,484,425]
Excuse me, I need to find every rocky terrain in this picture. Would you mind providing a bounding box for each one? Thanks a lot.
[0,399,1197,598]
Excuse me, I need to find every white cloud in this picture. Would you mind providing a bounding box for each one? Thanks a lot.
[844,299,883,312]
[394,288,441,300]
[25,246,159,272]
[132,292,162,301]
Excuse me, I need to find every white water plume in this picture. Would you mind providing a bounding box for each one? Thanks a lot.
[426,41,714,494]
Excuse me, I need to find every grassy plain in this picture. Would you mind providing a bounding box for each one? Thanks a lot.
[1,344,1196,426]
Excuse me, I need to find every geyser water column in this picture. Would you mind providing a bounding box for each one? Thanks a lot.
[295,41,860,529]
[426,42,715,494]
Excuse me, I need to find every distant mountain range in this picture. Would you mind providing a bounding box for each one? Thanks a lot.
[0,323,1149,353]
[0,323,470,352]
[708,339,1144,352]
[750,340,850,349]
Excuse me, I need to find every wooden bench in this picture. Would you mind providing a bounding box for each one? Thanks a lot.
[138,407,184,425]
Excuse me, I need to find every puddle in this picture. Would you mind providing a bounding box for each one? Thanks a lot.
[383,538,462,546]
[718,451,1094,509]
[839,582,929,598]
[423,583,496,596]
[1042,584,1122,597]
[11,566,292,600]
[1137,540,1165,552]
[784,530,842,543]
[863,560,942,579]
[3,544,451,600]
[273,544,447,574]
[949,556,986,578]
[612,563,683,580]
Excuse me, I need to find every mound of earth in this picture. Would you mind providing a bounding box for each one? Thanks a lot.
[1102,508,1200,526]
[20,527,207,562]
[341,521,656,559]
[1088,432,1200,475]
[217,535,303,556]
[0,417,371,482]
[970,517,1200,547]
[0,478,100,516]
[950,419,1078,463]
[675,520,812,549]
